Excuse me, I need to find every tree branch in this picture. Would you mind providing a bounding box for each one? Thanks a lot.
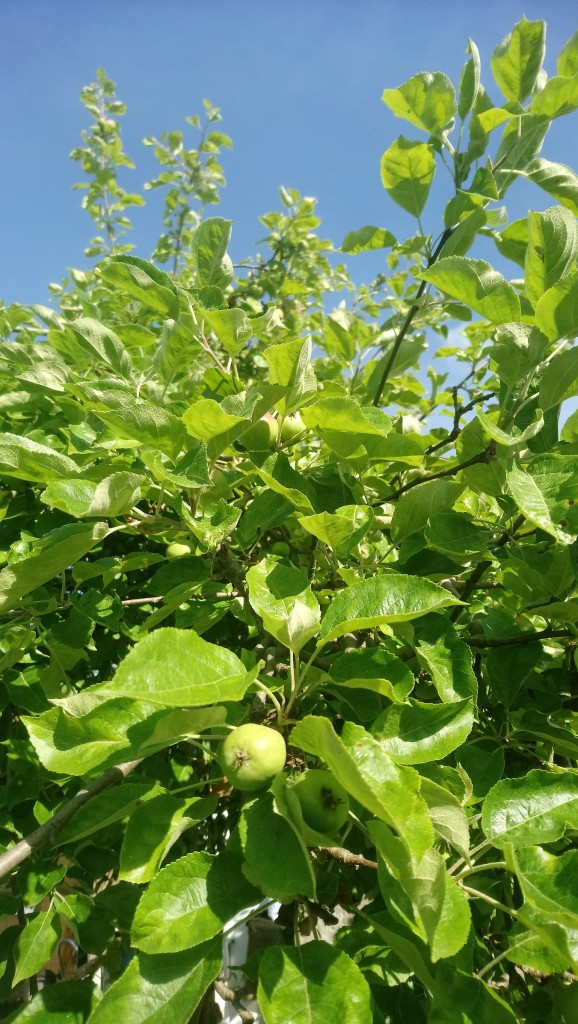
[0,760,142,881]
[451,514,525,623]
[372,226,455,407]
[467,628,575,648]
[377,444,495,504]
[321,846,378,870]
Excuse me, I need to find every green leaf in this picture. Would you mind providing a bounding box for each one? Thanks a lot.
[198,305,252,356]
[328,648,414,704]
[539,347,578,411]
[0,433,79,482]
[525,206,578,307]
[290,716,434,862]
[191,217,233,289]
[319,573,461,645]
[258,942,372,1024]
[458,39,481,121]
[482,769,578,848]
[430,965,517,1023]
[181,397,250,460]
[236,791,316,902]
[382,73,457,136]
[131,850,261,953]
[341,225,396,253]
[58,783,159,843]
[475,406,545,447]
[85,941,221,1024]
[119,794,217,884]
[490,17,546,103]
[506,464,575,544]
[24,700,224,775]
[301,398,392,463]
[297,505,373,554]
[41,472,145,518]
[516,158,578,216]
[380,137,436,218]
[3,980,99,1023]
[371,822,471,961]
[419,257,521,323]
[263,335,317,413]
[508,845,578,930]
[0,521,108,613]
[75,384,187,459]
[425,511,493,562]
[13,909,60,986]
[532,74,578,119]
[534,269,578,342]
[251,451,317,514]
[372,698,474,765]
[97,255,181,318]
[246,556,320,655]
[490,323,547,386]
[419,776,470,860]
[102,627,252,706]
[390,478,465,543]
[558,30,578,77]
[59,317,133,378]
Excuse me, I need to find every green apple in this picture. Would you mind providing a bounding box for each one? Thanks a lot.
[270,540,290,556]
[290,769,350,833]
[239,413,279,450]
[219,723,286,792]
[166,542,192,558]
[279,413,305,444]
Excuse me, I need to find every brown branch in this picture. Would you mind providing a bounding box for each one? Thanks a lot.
[372,226,456,407]
[426,392,495,456]
[451,514,525,623]
[321,846,378,870]
[0,760,142,881]
[214,975,255,1023]
[121,592,238,606]
[376,444,495,505]
[467,628,575,648]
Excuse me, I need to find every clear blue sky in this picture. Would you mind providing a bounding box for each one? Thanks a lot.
[1,0,577,307]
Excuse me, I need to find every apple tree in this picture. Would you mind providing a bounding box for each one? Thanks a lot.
[1,19,578,1024]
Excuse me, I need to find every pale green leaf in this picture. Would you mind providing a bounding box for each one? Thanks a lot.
[419,257,521,323]
[96,255,180,318]
[380,137,436,218]
[319,573,462,644]
[258,942,372,1024]
[41,472,145,518]
[372,698,474,765]
[491,16,546,103]
[382,73,457,136]
[341,225,397,253]
[246,556,320,654]
[390,479,465,543]
[482,769,578,848]
[13,909,60,986]
[131,851,261,953]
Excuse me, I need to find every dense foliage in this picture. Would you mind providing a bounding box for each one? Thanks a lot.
[1,17,578,1023]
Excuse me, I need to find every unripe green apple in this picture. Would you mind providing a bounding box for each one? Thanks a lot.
[290,769,350,833]
[270,541,290,556]
[280,413,306,444]
[166,542,192,559]
[219,723,286,792]
[240,413,279,450]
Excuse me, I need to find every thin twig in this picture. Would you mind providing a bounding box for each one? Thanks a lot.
[372,226,455,407]
[467,629,575,648]
[376,445,495,504]
[321,846,378,870]
[0,760,142,881]
[121,592,238,606]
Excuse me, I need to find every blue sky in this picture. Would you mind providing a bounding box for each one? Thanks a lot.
[1,0,576,311]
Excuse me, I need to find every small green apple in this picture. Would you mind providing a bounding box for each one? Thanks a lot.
[166,542,192,559]
[280,413,306,444]
[219,724,286,792]
[290,769,350,834]
[239,413,279,450]
[270,540,290,556]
